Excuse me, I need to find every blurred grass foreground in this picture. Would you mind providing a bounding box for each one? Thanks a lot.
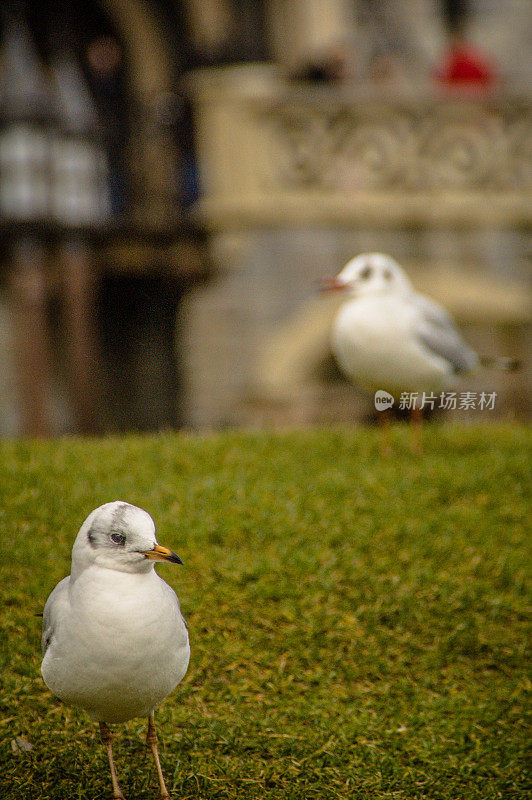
[0,424,529,799]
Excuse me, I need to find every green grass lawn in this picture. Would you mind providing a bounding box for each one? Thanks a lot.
[0,424,529,800]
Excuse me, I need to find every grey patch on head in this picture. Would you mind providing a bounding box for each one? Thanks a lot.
[87,523,97,547]
[111,502,131,532]
[87,502,131,547]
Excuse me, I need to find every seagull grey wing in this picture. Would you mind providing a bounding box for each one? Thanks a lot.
[42,577,70,655]
[413,294,479,374]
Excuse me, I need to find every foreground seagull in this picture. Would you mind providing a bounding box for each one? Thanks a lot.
[41,501,190,800]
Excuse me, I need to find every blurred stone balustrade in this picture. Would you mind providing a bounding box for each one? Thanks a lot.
[192,66,531,228]
[269,98,530,194]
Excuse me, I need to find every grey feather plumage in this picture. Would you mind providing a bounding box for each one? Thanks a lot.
[41,576,69,655]
[413,294,479,374]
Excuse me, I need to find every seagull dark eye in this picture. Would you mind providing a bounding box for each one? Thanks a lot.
[110,532,126,546]
[360,265,372,280]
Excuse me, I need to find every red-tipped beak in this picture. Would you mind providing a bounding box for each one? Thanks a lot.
[318,276,348,293]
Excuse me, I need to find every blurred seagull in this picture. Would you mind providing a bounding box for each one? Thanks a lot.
[41,501,190,800]
[321,253,518,443]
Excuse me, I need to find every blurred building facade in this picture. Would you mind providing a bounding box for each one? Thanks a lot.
[0,0,530,434]
[0,0,211,435]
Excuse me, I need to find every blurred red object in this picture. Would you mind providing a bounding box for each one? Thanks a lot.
[434,39,498,89]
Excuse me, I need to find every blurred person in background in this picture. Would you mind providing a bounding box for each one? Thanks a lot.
[85,33,131,218]
[434,0,499,90]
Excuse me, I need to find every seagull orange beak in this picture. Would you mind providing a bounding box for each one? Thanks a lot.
[144,544,183,564]
[318,276,348,293]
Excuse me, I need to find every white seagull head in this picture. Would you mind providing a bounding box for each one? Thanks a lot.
[322,253,413,298]
[71,501,183,576]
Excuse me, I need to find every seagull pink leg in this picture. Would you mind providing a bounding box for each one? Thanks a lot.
[410,406,423,455]
[99,722,126,800]
[377,407,392,456]
[147,713,171,799]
